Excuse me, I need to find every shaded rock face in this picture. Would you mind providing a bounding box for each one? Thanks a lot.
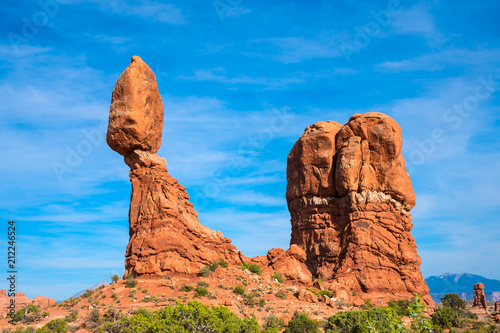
[473,283,488,311]
[286,113,432,305]
[495,301,500,313]
[107,56,243,278]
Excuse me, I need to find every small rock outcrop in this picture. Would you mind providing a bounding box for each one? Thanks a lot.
[473,283,488,311]
[286,113,433,305]
[0,290,56,318]
[107,56,244,278]
[495,301,500,313]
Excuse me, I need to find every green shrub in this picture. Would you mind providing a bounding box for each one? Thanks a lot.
[272,271,284,283]
[85,308,100,329]
[259,298,266,307]
[197,281,210,288]
[110,274,120,283]
[99,301,260,332]
[262,314,285,332]
[233,285,245,295]
[388,299,411,316]
[199,266,211,277]
[124,275,138,288]
[284,312,320,333]
[11,304,45,324]
[275,292,286,300]
[326,307,405,333]
[441,293,466,309]
[180,285,193,292]
[194,286,209,297]
[218,258,228,268]
[38,319,69,333]
[432,306,460,329]
[82,289,94,298]
[240,262,262,275]
[63,310,78,323]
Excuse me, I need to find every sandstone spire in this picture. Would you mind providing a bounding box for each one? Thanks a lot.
[286,113,433,305]
[473,283,488,311]
[107,56,242,277]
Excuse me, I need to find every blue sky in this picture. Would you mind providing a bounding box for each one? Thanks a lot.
[1,0,499,301]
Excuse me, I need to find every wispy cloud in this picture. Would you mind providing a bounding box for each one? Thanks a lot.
[392,3,443,43]
[376,48,500,72]
[251,36,342,63]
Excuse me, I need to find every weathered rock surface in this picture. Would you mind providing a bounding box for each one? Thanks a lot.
[265,245,312,283]
[0,290,56,318]
[287,113,433,305]
[473,283,488,311]
[495,300,500,313]
[107,55,164,156]
[107,56,243,278]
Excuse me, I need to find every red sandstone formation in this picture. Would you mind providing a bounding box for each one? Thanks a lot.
[108,57,431,305]
[286,113,433,305]
[495,301,500,313]
[107,56,244,278]
[0,290,55,318]
[473,283,488,311]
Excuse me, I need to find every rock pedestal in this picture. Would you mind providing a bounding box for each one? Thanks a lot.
[473,283,488,311]
[495,301,500,313]
[286,113,432,304]
[107,56,243,278]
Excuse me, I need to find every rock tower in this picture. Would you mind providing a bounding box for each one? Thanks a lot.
[286,113,433,304]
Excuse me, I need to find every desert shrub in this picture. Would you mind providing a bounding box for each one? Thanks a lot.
[197,281,209,288]
[431,306,460,329]
[218,258,228,268]
[319,289,333,298]
[306,288,332,299]
[85,308,101,329]
[199,266,211,277]
[63,310,78,323]
[240,262,262,275]
[243,291,260,308]
[326,307,405,333]
[124,275,138,288]
[199,261,219,277]
[194,286,209,298]
[99,301,260,332]
[259,298,266,307]
[275,292,287,300]
[11,304,45,324]
[388,299,411,316]
[233,285,245,295]
[110,274,120,283]
[284,312,321,333]
[82,289,94,298]
[431,305,478,329]
[272,271,284,283]
[37,319,69,333]
[441,293,466,309]
[262,314,285,332]
[180,285,193,292]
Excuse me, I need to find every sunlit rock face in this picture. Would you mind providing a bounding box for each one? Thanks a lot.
[287,112,433,305]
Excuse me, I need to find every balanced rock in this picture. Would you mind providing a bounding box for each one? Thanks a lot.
[107,56,243,277]
[473,283,488,311]
[287,112,432,305]
[107,56,164,156]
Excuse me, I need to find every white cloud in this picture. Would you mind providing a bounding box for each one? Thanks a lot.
[251,36,342,63]
[376,48,500,72]
[392,2,442,42]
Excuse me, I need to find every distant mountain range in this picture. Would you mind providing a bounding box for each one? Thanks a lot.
[425,273,500,303]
